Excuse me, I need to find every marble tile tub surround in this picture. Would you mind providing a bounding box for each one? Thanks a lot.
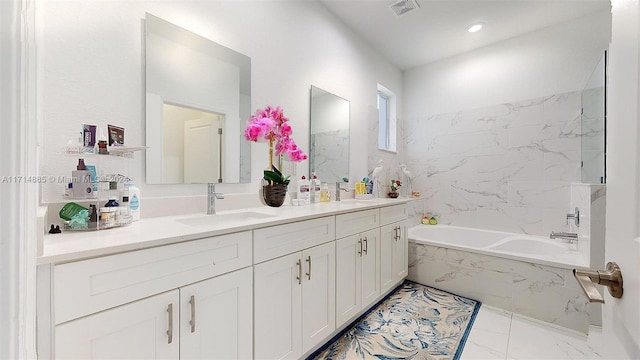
[403,91,584,237]
[408,241,591,333]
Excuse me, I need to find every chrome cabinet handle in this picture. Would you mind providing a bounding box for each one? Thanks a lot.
[393,226,398,241]
[189,295,196,333]
[167,303,173,344]
[296,259,302,285]
[358,238,363,256]
[397,226,402,241]
[305,255,312,280]
[363,237,368,255]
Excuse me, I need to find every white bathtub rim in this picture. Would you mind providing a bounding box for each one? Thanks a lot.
[409,225,589,270]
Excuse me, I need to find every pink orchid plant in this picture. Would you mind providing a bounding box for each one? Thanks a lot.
[244,106,307,184]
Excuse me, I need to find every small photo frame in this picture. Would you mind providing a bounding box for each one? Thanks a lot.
[107,124,124,146]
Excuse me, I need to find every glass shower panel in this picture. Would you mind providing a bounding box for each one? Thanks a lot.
[581,52,606,184]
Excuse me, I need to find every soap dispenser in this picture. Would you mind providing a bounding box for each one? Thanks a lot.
[311,173,321,203]
[297,176,310,205]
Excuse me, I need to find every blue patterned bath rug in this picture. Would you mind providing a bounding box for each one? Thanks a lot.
[308,281,480,360]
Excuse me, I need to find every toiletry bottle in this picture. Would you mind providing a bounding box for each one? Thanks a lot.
[119,188,130,216]
[320,183,331,202]
[311,173,321,203]
[89,204,98,229]
[128,183,141,221]
[64,183,73,198]
[297,176,310,205]
[104,196,120,225]
[72,158,93,199]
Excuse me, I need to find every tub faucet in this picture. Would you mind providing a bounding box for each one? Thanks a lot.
[335,182,349,201]
[207,183,224,215]
[566,207,580,227]
[550,231,578,243]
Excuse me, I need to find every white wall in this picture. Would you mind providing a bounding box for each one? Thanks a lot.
[37,1,403,203]
[404,11,611,119]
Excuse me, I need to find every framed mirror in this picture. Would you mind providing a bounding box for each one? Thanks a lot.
[309,85,350,183]
[145,13,251,184]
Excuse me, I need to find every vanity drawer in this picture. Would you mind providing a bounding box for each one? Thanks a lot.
[379,204,408,226]
[53,231,252,324]
[335,209,379,239]
[253,216,335,263]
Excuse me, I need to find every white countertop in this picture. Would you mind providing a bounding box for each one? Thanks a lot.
[39,198,411,265]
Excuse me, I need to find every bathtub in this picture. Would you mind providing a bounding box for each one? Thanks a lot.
[407,225,592,333]
[408,225,587,269]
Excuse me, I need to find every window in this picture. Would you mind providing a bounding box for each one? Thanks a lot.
[377,84,396,152]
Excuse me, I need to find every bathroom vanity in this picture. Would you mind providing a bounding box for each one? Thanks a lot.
[37,200,410,359]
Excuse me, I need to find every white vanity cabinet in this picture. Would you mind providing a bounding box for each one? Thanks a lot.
[179,267,253,360]
[55,289,180,359]
[55,268,253,360]
[334,209,381,327]
[335,228,380,327]
[253,217,336,359]
[41,201,413,360]
[380,204,409,293]
[48,231,253,360]
[254,241,336,359]
[379,204,409,295]
[380,220,409,294]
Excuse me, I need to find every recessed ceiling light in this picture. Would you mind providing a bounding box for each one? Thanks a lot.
[467,23,484,33]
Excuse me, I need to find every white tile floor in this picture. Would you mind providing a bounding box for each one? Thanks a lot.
[461,305,604,359]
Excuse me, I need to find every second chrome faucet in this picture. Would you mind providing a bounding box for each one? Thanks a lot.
[207,183,224,215]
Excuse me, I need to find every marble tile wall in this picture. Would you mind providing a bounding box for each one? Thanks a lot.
[570,183,606,327]
[402,91,583,236]
[310,129,349,183]
[407,241,591,333]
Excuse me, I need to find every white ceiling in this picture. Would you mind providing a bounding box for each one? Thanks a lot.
[319,0,611,71]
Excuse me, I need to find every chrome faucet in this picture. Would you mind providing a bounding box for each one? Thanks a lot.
[335,182,349,201]
[207,183,224,215]
[550,231,578,242]
[566,207,580,227]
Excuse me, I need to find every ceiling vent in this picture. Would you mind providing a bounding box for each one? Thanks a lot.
[389,0,420,17]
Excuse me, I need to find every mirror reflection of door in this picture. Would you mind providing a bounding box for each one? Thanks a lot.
[184,116,223,183]
[162,103,224,183]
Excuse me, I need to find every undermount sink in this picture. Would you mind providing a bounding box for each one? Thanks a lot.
[177,211,276,227]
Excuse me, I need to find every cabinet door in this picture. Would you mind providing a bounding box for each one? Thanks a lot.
[55,290,179,359]
[360,228,380,309]
[379,223,396,294]
[254,252,303,360]
[180,267,252,360]
[335,234,362,327]
[392,221,409,282]
[302,241,336,353]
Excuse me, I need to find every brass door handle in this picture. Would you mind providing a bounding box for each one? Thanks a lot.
[573,262,623,303]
